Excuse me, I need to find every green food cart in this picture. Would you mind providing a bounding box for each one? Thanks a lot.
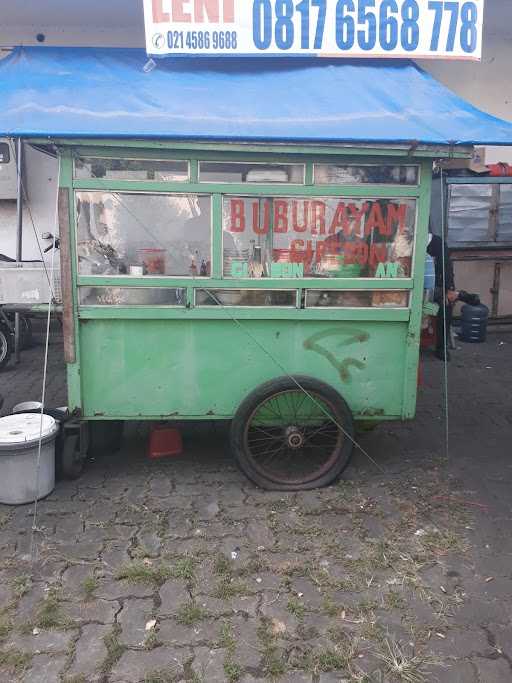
[3,47,512,489]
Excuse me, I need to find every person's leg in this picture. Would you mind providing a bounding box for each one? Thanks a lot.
[435,303,453,360]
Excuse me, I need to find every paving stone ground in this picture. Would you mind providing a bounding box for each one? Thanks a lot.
[0,324,511,682]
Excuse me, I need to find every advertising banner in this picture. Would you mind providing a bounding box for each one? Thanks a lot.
[144,0,484,60]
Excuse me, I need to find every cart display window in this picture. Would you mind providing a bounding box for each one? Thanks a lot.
[314,164,419,185]
[223,196,416,279]
[79,287,186,306]
[76,192,211,277]
[74,157,189,182]
[306,290,409,308]
[195,289,296,307]
[200,162,305,184]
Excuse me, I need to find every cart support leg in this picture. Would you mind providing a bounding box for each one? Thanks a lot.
[14,137,24,364]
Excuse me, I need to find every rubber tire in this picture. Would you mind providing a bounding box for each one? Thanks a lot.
[230,376,354,491]
[0,324,12,370]
[58,434,85,480]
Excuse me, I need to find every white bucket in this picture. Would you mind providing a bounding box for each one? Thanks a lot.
[0,413,59,505]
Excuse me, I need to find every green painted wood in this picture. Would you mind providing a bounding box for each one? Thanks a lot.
[78,306,410,322]
[61,155,83,414]
[72,178,420,197]
[189,158,199,183]
[78,318,408,419]
[77,276,414,290]
[211,194,223,279]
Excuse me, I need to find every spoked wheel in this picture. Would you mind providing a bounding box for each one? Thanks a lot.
[231,376,354,491]
[0,324,12,370]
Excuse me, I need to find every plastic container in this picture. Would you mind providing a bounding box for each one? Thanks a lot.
[459,303,489,343]
[138,249,166,275]
[148,426,183,460]
[0,413,59,504]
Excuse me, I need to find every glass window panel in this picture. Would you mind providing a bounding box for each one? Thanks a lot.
[74,157,189,182]
[448,184,492,243]
[306,290,409,307]
[200,162,304,184]
[195,289,296,307]
[79,287,186,306]
[314,165,419,185]
[76,192,211,277]
[498,185,512,242]
[223,196,416,279]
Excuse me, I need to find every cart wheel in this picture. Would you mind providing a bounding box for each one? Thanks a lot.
[231,376,354,491]
[59,433,85,480]
[0,324,12,370]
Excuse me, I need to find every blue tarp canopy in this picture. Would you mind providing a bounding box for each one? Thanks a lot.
[0,46,511,146]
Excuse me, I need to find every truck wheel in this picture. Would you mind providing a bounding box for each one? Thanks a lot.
[230,376,354,491]
[0,324,12,370]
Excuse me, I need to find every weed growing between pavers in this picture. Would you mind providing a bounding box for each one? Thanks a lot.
[373,636,439,683]
[100,624,125,674]
[0,616,11,640]
[144,669,178,683]
[143,629,162,651]
[224,657,242,682]
[175,602,207,626]
[22,587,71,632]
[257,617,288,679]
[170,556,196,583]
[217,622,236,651]
[115,561,172,586]
[212,576,249,600]
[215,622,242,682]
[213,553,232,577]
[286,597,306,620]
[11,575,31,599]
[0,647,32,676]
[62,675,88,683]
[82,574,98,601]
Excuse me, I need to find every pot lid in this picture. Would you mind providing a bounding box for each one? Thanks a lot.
[0,413,57,445]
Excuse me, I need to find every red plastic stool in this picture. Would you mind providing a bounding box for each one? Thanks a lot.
[148,425,183,460]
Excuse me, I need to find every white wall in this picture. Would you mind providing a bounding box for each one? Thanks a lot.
[0,0,144,49]
[417,0,512,163]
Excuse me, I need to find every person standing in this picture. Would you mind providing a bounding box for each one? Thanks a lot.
[427,233,458,361]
